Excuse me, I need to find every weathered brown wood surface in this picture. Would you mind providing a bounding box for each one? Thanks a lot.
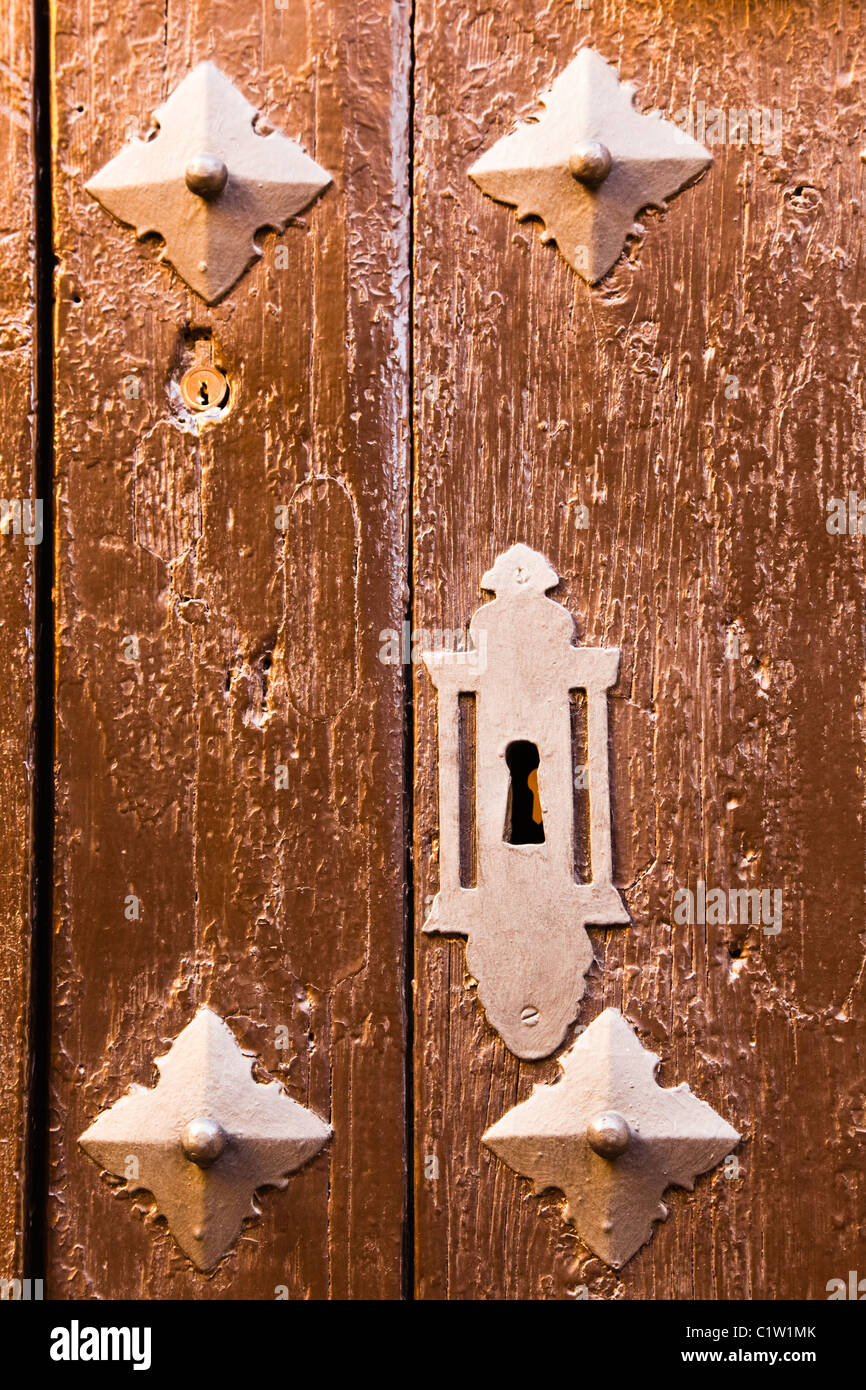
[49,0,410,1297]
[0,0,859,1302]
[413,0,866,1298]
[0,0,35,1283]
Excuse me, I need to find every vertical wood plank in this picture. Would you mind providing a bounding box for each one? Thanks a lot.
[0,0,36,1281]
[50,0,410,1297]
[413,0,866,1298]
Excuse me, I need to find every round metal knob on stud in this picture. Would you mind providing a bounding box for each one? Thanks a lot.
[587,1110,630,1159]
[185,153,229,200]
[181,1116,228,1167]
[568,141,613,189]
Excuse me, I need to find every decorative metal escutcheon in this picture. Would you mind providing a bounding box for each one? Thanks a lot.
[79,1008,331,1271]
[483,1009,740,1267]
[86,62,333,303]
[469,48,712,283]
[422,544,629,1059]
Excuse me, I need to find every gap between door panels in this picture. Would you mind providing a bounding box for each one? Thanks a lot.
[403,0,418,1304]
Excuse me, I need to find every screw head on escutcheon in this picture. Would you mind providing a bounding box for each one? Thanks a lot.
[587,1110,630,1159]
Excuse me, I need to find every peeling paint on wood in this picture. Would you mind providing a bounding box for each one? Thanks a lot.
[2,0,863,1304]
[50,0,411,1298]
[0,0,35,1281]
[413,0,866,1299]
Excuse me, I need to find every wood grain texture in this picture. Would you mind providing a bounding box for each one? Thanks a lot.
[0,0,35,1281]
[50,0,410,1297]
[412,0,866,1298]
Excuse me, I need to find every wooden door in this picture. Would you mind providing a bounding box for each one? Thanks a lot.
[0,0,863,1306]
[0,0,37,1286]
[46,0,410,1299]
[412,0,866,1301]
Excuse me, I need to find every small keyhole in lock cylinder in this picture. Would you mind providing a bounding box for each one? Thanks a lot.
[178,335,229,414]
[180,364,228,413]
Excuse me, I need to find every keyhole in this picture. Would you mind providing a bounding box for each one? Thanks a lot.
[198,379,209,406]
[504,741,545,844]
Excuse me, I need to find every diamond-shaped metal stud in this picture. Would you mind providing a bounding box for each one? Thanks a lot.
[483,1009,739,1267]
[86,62,332,302]
[469,48,712,283]
[79,1008,331,1271]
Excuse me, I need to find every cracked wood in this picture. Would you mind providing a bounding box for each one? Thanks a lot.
[412,0,866,1299]
[50,0,410,1297]
[0,0,36,1282]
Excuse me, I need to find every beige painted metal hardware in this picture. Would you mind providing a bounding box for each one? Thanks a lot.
[78,1008,331,1271]
[86,62,333,303]
[422,543,628,1059]
[469,47,712,283]
[483,1008,740,1268]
